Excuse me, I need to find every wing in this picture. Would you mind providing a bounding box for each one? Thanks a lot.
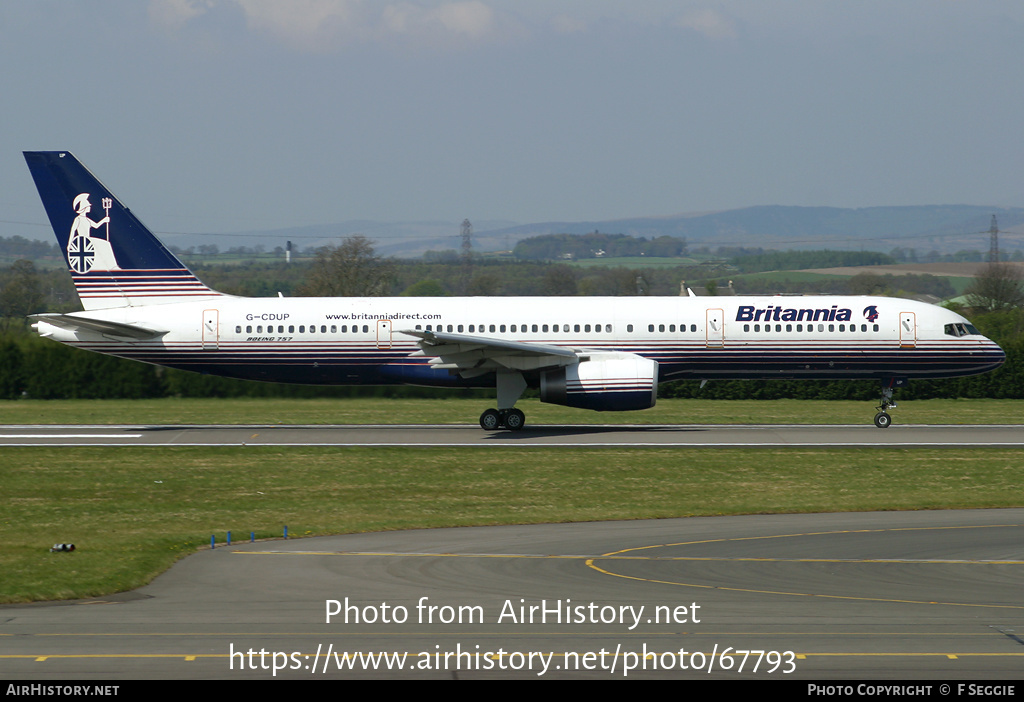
[401,329,579,378]
[30,313,167,340]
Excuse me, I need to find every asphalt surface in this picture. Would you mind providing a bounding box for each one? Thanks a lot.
[3,509,1023,680]
[1,423,1023,446]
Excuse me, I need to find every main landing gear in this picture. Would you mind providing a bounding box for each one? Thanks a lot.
[479,408,526,431]
[479,371,528,431]
[873,380,901,429]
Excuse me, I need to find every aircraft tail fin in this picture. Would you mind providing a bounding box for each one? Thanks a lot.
[24,151,222,310]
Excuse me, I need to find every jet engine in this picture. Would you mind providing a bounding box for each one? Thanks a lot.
[540,354,658,411]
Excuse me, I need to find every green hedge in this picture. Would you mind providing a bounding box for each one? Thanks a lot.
[1,313,1020,401]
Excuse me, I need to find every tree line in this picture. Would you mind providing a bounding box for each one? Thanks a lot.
[0,307,1020,401]
[1,236,1021,401]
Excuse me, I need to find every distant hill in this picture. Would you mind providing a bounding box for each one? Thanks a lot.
[11,205,1023,260]
[478,205,1024,256]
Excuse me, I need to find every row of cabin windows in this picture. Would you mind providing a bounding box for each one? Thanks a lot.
[237,324,369,334]
[417,323,614,334]
[235,321,886,336]
[649,324,698,333]
[743,323,880,333]
[239,322,703,336]
[417,324,708,334]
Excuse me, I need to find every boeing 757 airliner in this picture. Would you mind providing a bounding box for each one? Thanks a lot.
[23,152,1005,429]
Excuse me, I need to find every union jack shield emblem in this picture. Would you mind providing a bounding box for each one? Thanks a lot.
[67,234,95,273]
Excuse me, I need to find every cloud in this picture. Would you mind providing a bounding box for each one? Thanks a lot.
[674,8,737,40]
[383,1,498,43]
[550,14,587,35]
[150,0,508,50]
[149,0,216,30]
[235,0,368,48]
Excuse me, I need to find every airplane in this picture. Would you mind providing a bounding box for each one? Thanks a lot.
[23,151,1005,430]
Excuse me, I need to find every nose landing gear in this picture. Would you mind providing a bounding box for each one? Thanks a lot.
[873,378,905,429]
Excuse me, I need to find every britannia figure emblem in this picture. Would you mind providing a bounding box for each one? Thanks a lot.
[68,193,119,273]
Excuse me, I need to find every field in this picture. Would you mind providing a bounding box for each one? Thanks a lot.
[2,397,1022,604]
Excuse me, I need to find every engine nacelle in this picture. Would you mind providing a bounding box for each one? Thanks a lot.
[540,354,658,411]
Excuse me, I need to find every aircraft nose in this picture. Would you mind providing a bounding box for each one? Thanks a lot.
[988,340,1006,370]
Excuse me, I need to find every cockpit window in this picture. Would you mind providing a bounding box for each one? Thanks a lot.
[945,322,981,337]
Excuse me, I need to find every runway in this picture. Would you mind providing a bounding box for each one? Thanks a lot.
[1,423,1023,446]
[2,509,1023,680]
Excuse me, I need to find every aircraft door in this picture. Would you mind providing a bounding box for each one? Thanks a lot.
[899,311,917,348]
[202,309,219,350]
[706,308,725,347]
[376,319,393,349]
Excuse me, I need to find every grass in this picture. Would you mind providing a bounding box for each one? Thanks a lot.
[0,396,1021,426]
[3,445,1023,604]
[1,397,1022,604]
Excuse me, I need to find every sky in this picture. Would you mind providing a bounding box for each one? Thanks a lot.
[2,0,1023,241]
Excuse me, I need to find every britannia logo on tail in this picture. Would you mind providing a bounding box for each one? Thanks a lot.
[67,193,120,273]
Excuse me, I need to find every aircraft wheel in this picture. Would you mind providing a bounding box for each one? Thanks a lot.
[873,411,892,429]
[480,409,502,431]
[503,408,526,431]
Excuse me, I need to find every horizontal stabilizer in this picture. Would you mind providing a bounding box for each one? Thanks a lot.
[30,313,166,340]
